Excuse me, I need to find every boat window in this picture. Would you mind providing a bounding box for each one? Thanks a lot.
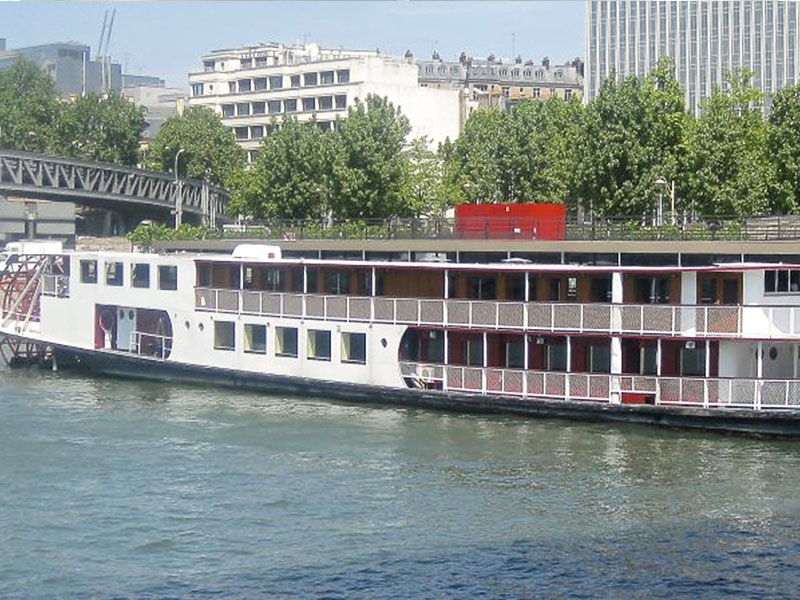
[196,263,211,287]
[468,276,496,300]
[276,327,298,357]
[341,332,366,364]
[589,344,611,373]
[80,260,97,284]
[507,275,526,301]
[307,329,331,361]
[158,266,178,291]
[546,342,567,371]
[506,339,525,369]
[680,346,706,377]
[106,262,123,287]
[244,324,267,354]
[465,335,484,367]
[324,270,350,295]
[764,269,800,294]
[132,264,150,289]
[213,321,236,351]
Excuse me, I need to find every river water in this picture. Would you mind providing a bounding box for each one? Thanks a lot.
[2,364,800,599]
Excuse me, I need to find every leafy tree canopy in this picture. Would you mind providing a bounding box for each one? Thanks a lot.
[0,60,62,153]
[768,84,800,213]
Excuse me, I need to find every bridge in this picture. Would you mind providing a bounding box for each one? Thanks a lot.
[0,149,229,224]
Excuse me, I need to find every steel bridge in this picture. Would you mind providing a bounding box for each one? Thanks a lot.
[0,149,229,223]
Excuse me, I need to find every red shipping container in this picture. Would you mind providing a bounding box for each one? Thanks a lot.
[454,204,566,240]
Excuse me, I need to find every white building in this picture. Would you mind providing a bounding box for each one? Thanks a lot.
[188,42,462,162]
[586,0,800,115]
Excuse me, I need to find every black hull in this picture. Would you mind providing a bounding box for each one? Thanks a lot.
[34,343,800,438]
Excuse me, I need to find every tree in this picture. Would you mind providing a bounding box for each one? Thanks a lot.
[231,117,331,220]
[404,137,450,217]
[684,69,774,217]
[147,106,245,186]
[768,84,800,213]
[444,108,505,204]
[575,58,689,217]
[328,95,412,219]
[54,92,146,166]
[0,60,62,153]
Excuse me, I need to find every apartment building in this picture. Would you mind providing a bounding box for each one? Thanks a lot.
[418,51,584,109]
[586,0,800,114]
[188,42,462,162]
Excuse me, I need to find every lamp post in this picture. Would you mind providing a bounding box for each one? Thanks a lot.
[655,177,676,226]
[173,148,186,229]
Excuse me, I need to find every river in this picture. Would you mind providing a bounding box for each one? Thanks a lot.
[2,364,800,598]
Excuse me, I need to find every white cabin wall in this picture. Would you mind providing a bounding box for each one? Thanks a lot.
[681,272,696,305]
[718,341,756,379]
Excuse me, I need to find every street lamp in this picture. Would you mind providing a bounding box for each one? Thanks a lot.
[655,177,676,226]
[173,148,186,229]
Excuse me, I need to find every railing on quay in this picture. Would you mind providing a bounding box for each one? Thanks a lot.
[217,215,800,243]
[194,287,800,340]
[399,361,800,411]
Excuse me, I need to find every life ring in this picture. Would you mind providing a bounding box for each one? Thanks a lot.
[98,310,115,333]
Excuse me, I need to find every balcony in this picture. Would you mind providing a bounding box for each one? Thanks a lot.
[194,288,800,340]
[399,361,800,411]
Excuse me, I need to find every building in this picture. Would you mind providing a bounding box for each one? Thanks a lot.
[188,42,463,162]
[418,51,584,109]
[586,0,800,115]
[0,38,121,98]
[122,79,185,140]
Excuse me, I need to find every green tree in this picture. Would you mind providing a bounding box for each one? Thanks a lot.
[768,84,800,213]
[684,69,774,217]
[576,58,689,217]
[147,106,245,186]
[54,92,146,166]
[231,117,331,220]
[0,60,62,153]
[404,136,450,217]
[328,95,412,219]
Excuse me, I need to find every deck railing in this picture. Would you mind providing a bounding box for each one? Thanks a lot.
[399,361,800,411]
[129,331,172,360]
[41,275,69,298]
[195,287,800,340]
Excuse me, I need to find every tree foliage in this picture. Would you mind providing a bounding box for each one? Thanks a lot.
[404,136,450,217]
[55,92,147,166]
[576,58,688,217]
[0,60,62,153]
[768,84,800,213]
[683,69,774,217]
[148,106,246,186]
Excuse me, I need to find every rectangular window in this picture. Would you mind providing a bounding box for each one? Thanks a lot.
[268,100,282,114]
[681,346,706,377]
[240,58,252,69]
[236,103,250,116]
[318,96,333,110]
[304,72,318,86]
[276,326,298,357]
[80,259,97,284]
[191,83,204,97]
[252,101,266,115]
[337,69,350,83]
[229,82,237,94]
[589,344,611,373]
[546,343,567,371]
[238,79,251,93]
[765,270,800,294]
[290,74,301,87]
[132,263,150,288]
[106,261,123,286]
[269,75,283,90]
[284,98,298,112]
[158,265,178,291]
[222,104,235,118]
[302,97,316,111]
[235,126,249,140]
[506,339,525,369]
[214,321,236,351]
[466,335,484,367]
[342,332,366,364]
[335,94,347,109]
[254,77,267,91]
[308,329,332,361]
[251,125,264,139]
[244,324,267,354]
[320,70,335,85]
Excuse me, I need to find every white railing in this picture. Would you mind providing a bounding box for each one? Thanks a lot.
[129,331,172,360]
[399,361,800,411]
[194,287,800,340]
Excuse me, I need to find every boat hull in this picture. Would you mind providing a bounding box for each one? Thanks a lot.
[34,342,800,438]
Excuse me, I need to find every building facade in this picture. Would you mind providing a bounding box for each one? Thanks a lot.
[418,52,584,109]
[188,42,462,161]
[0,39,122,98]
[586,0,800,114]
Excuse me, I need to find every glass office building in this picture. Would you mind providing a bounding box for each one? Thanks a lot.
[586,1,800,114]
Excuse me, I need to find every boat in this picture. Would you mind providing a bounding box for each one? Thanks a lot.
[5,209,800,436]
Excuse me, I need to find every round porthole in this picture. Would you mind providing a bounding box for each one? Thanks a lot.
[199,323,205,332]
[119,309,125,319]
[770,347,779,360]
[129,310,135,320]
[185,321,191,330]
[381,338,388,348]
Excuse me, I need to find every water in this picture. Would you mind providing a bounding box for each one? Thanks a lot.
[2,365,800,599]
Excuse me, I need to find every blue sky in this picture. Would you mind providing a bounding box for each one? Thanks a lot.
[1,1,586,89]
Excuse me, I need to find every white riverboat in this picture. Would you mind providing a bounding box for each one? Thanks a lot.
[5,236,800,435]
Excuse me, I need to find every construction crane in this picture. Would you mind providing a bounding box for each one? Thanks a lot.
[97,8,116,94]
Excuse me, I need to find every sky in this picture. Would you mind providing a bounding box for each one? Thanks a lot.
[0,1,586,89]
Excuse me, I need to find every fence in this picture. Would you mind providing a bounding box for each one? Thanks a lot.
[399,361,800,411]
[195,287,800,340]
